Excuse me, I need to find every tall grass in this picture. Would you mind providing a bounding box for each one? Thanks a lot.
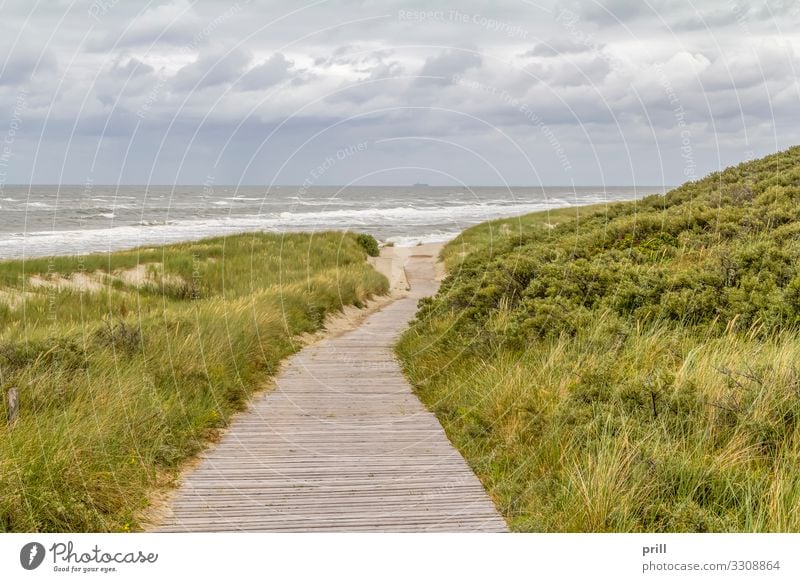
[398,146,800,532]
[0,231,387,532]
[400,315,800,531]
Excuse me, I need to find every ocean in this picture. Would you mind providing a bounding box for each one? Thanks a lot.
[0,185,661,259]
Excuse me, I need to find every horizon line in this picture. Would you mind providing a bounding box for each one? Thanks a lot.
[1,183,675,189]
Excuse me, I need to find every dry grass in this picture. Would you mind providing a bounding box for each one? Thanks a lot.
[399,313,800,531]
[398,147,800,531]
[0,231,387,532]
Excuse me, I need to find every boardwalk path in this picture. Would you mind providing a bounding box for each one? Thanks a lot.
[158,253,507,532]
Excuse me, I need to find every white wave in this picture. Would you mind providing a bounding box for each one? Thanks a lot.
[137,219,176,226]
[0,196,641,259]
[262,202,557,226]
[385,232,462,247]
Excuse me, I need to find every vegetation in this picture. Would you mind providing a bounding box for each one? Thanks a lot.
[0,231,388,532]
[356,233,380,257]
[398,146,800,532]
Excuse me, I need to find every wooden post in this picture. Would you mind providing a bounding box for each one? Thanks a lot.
[7,387,18,426]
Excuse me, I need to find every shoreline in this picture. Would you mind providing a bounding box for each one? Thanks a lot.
[0,229,456,262]
[0,192,652,261]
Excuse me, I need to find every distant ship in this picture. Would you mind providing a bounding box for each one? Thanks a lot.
[412,183,429,187]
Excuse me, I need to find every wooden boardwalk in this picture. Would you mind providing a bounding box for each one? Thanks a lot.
[157,254,507,532]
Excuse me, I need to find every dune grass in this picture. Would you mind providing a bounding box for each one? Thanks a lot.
[0,231,387,532]
[397,146,800,532]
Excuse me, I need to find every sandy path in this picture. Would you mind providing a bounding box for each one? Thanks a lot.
[155,245,507,532]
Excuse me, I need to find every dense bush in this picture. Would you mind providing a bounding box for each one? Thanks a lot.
[426,146,800,344]
[356,233,380,257]
[399,146,800,532]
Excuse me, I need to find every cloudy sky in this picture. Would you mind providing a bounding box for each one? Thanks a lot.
[0,0,798,186]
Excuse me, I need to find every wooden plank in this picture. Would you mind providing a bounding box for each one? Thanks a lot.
[156,255,507,533]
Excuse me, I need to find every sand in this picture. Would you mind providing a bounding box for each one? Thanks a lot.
[368,242,445,292]
[1,243,446,317]
[28,272,104,293]
[299,242,444,342]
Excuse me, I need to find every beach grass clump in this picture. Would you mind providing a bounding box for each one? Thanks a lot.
[397,145,800,532]
[0,231,388,532]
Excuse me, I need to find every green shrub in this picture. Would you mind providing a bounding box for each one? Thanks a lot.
[356,233,380,257]
[398,145,800,532]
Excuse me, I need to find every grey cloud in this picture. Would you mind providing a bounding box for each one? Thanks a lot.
[698,44,798,92]
[94,58,162,108]
[0,0,796,186]
[670,8,748,32]
[327,61,408,105]
[239,53,294,91]
[364,61,404,80]
[108,58,155,79]
[325,71,407,106]
[172,48,252,91]
[524,38,597,57]
[0,46,58,86]
[416,49,482,85]
[313,46,396,72]
[577,0,652,25]
[524,55,612,87]
[671,0,800,31]
[86,0,202,52]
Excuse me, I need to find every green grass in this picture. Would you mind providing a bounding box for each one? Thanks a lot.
[439,203,608,271]
[397,146,800,532]
[0,231,388,532]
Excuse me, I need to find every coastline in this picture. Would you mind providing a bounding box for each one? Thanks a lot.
[0,186,653,260]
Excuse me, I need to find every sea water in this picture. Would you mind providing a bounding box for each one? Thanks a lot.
[0,185,660,259]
